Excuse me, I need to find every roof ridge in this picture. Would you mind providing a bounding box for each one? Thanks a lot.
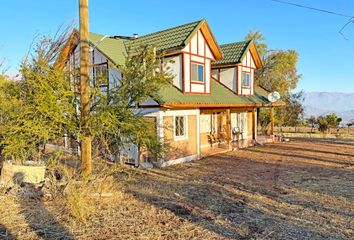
[220,40,251,47]
[130,19,203,40]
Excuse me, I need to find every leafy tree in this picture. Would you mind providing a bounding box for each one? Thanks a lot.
[308,116,317,133]
[276,91,304,129]
[317,116,329,133]
[257,50,301,96]
[245,30,303,128]
[90,45,173,162]
[245,30,268,58]
[326,113,342,129]
[0,31,76,163]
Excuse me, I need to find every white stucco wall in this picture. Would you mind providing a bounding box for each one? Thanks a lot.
[219,67,236,92]
[163,55,182,90]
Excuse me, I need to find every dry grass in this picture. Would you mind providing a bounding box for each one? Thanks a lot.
[1,139,354,239]
[276,126,354,140]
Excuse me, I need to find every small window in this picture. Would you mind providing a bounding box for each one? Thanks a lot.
[175,116,187,139]
[191,63,204,82]
[242,72,251,87]
[93,63,108,87]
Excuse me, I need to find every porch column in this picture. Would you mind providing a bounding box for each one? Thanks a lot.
[226,108,231,145]
[270,107,275,136]
[252,108,257,140]
[196,108,201,159]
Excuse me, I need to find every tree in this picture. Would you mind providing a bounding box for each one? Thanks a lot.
[245,30,268,58]
[317,116,329,133]
[0,30,76,163]
[308,116,317,133]
[325,113,342,133]
[276,91,304,129]
[245,30,303,129]
[90,45,173,163]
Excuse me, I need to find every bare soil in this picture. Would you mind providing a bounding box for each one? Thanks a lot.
[1,139,353,239]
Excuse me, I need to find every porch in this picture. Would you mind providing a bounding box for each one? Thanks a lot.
[199,107,275,157]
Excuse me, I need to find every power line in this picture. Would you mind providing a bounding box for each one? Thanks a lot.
[271,0,354,40]
[271,0,353,18]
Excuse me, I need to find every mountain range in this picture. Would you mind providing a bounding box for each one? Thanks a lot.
[302,92,354,124]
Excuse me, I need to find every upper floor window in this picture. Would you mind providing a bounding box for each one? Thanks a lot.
[93,63,109,88]
[191,63,204,83]
[241,72,251,88]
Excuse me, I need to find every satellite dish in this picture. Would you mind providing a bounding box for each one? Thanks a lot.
[268,91,281,103]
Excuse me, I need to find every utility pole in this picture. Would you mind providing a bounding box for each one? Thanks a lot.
[79,0,92,175]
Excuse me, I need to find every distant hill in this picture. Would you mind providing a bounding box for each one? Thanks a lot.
[302,92,354,124]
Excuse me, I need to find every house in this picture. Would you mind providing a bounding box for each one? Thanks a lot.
[60,19,284,167]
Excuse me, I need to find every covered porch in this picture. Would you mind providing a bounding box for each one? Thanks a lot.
[200,106,276,158]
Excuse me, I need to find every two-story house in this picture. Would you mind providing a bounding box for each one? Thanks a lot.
[60,19,284,167]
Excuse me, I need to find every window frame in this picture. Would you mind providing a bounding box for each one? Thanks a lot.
[174,115,188,140]
[191,62,205,83]
[241,72,251,88]
[93,62,109,88]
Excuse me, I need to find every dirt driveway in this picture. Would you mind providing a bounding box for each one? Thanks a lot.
[128,139,354,239]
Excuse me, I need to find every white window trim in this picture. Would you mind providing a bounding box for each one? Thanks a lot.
[191,63,205,83]
[174,115,188,141]
[241,72,251,87]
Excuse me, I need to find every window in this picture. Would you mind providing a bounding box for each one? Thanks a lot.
[93,63,108,87]
[241,72,251,87]
[191,63,204,82]
[174,116,187,139]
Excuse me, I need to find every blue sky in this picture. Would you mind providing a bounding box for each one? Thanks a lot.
[1,0,353,92]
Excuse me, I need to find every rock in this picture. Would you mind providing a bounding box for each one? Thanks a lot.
[0,162,46,186]
[139,162,153,169]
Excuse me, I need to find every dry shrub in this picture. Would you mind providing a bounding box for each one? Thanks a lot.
[65,179,94,223]
[45,154,126,224]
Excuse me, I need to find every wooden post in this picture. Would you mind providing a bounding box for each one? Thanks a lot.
[79,0,92,176]
[226,109,231,145]
[252,108,256,140]
[270,107,275,136]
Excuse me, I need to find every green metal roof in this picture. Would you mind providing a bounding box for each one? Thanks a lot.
[124,20,203,52]
[89,20,204,66]
[89,32,127,66]
[158,78,278,106]
[212,40,251,66]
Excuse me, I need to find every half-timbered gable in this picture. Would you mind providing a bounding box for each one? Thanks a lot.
[211,40,262,96]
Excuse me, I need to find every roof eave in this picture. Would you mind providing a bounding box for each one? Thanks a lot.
[161,102,285,108]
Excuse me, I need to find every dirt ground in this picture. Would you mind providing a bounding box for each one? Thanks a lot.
[1,139,353,239]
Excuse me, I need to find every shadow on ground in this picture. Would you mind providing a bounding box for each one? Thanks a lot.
[124,140,354,239]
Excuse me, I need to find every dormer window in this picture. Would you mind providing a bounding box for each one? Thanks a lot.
[241,72,251,88]
[191,63,204,83]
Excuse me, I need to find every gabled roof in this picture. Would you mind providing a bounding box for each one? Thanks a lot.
[125,20,202,53]
[158,78,283,108]
[58,19,223,68]
[212,40,263,68]
[125,19,223,60]
[89,32,127,66]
